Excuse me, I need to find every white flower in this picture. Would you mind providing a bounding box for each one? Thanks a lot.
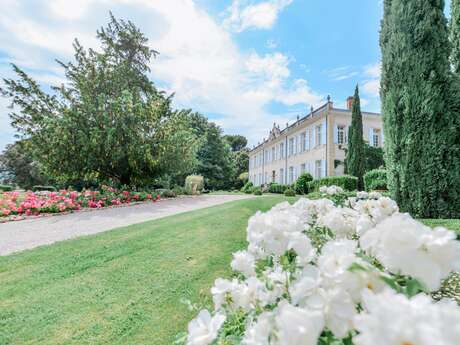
[231,250,256,277]
[242,312,274,345]
[320,185,344,195]
[274,301,324,345]
[368,191,381,199]
[187,310,226,345]
[353,289,460,345]
[289,265,321,305]
[360,213,460,290]
[211,278,238,310]
[318,208,358,238]
[287,232,315,265]
[356,214,375,236]
[305,288,357,338]
[357,191,369,199]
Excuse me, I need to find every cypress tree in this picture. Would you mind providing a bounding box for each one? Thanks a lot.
[380,0,460,218]
[450,0,460,73]
[345,85,365,190]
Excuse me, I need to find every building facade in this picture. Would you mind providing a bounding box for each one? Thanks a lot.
[248,97,383,186]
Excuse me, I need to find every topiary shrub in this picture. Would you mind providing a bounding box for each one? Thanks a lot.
[284,188,295,197]
[241,181,254,194]
[238,172,249,184]
[364,169,388,191]
[160,189,176,198]
[253,187,262,196]
[308,175,358,192]
[32,185,57,192]
[172,186,187,195]
[0,184,14,192]
[268,183,288,194]
[295,173,313,194]
[185,175,204,195]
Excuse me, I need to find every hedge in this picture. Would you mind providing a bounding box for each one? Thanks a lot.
[0,184,14,192]
[295,173,313,194]
[268,183,288,194]
[307,175,358,192]
[241,181,254,194]
[364,169,388,191]
[284,188,296,197]
[32,185,57,192]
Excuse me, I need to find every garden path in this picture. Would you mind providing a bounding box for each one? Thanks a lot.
[0,194,254,255]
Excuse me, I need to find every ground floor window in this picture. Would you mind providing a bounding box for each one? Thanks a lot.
[272,170,276,183]
[280,169,284,184]
[301,163,306,175]
[289,166,294,184]
[315,160,322,178]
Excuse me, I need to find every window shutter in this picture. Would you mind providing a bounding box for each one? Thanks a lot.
[368,128,374,146]
[312,127,316,147]
[333,124,338,144]
[305,130,310,150]
[294,136,298,155]
[321,159,326,177]
[322,121,327,145]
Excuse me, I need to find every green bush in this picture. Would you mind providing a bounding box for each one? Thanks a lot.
[284,188,296,197]
[32,185,57,192]
[158,189,176,198]
[295,173,313,194]
[0,184,14,192]
[253,187,262,196]
[241,181,254,194]
[307,175,358,192]
[238,172,249,184]
[268,183,288,194]
[185,175,204,195]
[172,186,187,195]
[364,169,388,191]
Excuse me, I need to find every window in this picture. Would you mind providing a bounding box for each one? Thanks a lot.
[280,169,284,184]
[373,129,380,147]
[301,163,306,174]
[265,150,269,163]
[315,160,322,178]
[289,138,294,156]
[300,133,306,152]
[280,143,285,158]
[258,173,262,186]
[272,170,276,183]
[264,172,268,184]
[316,125,322,147]
[289,166,294,184]
[271,147,275,162]
[337,126,345,144]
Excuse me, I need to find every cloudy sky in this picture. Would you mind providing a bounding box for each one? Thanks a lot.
[0,0,385,150]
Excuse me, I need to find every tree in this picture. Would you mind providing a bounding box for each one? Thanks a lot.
[0,14,199,187]
[345,85,365,190]
[364,144,385,172]
[223,135,247,152]
[196,122,234,190]
[381,0,460,217]
[450,0,460,74]
[0,141,50,189]
[231,148,249,189]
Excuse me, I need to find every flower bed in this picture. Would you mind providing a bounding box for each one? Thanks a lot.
[0,186,160,219]
[183,187,460,345]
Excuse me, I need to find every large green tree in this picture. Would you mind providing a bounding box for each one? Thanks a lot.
[345,86,365,190]
[381,0,460,217]
[450,0,460,74]
[0,14,199,186]
[223,135,247,152]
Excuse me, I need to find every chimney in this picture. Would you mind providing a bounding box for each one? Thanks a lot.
[347,96,354,110]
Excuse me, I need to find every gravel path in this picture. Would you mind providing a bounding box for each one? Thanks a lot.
[0,194,254,256]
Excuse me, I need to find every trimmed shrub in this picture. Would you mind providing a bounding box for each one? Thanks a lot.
[241,181,254,194]
[268,183,288,194]
[32,185,57,192]
[295,173,313,194]
[308,175,358,192]
[364,169,388,191]
[238,172,249,184]
[185,175,204,195]
[172,186,187,195]
[284,188,295,197]
[159,189,176,198]
[0,185,14,192]
[253,187,262,196]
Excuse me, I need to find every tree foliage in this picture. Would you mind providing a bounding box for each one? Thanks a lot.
[0,14,199,186]
[381,0,460,217]
[450,0,460,74]
[223,135,248,152]
[0,141,50,189]
[345,86,365,190]
[364,143,385,172]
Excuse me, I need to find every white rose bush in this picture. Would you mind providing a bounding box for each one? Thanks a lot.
[182,188,460,345]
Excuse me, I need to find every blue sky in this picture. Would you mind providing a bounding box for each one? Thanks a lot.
[0,1,391,150]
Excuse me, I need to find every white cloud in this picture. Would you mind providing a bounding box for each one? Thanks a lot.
[0,0,318,147]
[325,66,359,82]
[361,63,381,97]
[266,39,278,49]
[223,0,293,32]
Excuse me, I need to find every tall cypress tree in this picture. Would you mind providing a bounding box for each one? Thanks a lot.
[345,85,365,190]
[381,0,460,218]
[450,0,460,73]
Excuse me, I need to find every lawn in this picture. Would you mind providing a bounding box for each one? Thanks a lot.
[0,195,293,345]
[0,195,458,345]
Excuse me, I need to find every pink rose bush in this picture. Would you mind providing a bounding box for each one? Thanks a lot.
[183,188,460,345]
[0,187,160,219]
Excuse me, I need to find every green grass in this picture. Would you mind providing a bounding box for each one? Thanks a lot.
[420,219,460,234]
[0,196,293,345]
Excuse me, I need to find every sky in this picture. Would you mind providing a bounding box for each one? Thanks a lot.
[0,0,387,150]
